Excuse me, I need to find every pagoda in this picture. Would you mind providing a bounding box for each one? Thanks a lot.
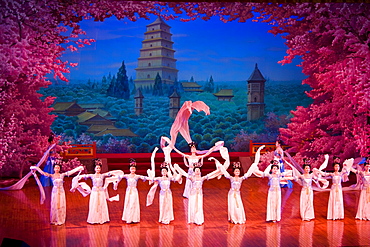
[134,17,178,87]
[247,64,266,121]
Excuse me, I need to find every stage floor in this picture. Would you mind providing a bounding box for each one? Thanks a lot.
[0,175,369,247]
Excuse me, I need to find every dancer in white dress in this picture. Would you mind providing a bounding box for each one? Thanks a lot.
[122,159,148,224]
[295,161,317,221]
[175,164,221,225]
[318,157,351,220]
[218,145,264,224]
[351,158,370,220]
[148,163,178,224]
[173,142,216,198]
[80,160,112,224]
[254,160,294,222]
[30,164,83,225]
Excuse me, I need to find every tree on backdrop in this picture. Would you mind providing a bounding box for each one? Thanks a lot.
[204,75,215,93]
[107,61,129,99]
[106,75,116,97]
[252,3,370,158]
[153,73,164,96]
[101,75,109,94]
[116,61,130,100]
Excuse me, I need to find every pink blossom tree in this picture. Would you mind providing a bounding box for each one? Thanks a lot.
[254,3,370,159]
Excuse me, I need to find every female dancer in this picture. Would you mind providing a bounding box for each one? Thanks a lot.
[351,158,370,220]
[254,160,294,222]
[218,145,264,224]
[121,158,148,224]
[30,163,83,225]
[285,154,330,220]
[317,158,351,220]
[40,133,57,187]
[274,139,293,188]
[79,159,112,224]
[148,163,179,224]
[295,161,317,221]
[175,163,221,225]
[173,142,216,198]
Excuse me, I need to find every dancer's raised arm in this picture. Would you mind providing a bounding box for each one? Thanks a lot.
[245,145,265,178]
[30,166,49,176]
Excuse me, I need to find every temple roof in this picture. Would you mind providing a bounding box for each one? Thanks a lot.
[134,88,144,98]
[148,16,170,27]
[248,63,266,82]
[95,128,138,137]
[181,82,202,88]
[169,89,180,98]
[91,109,112,118]
[87,125,117,133]
[213,89,234,97]
[52,102,81,111]
[76,112,97,123]
[78,103,105,109]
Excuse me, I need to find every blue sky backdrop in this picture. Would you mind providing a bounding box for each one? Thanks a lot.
[62,15,306,83]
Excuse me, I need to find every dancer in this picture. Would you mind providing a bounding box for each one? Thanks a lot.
[146,147,181,224]
[351,157,370,220]
[121,158,148,224]
[30,163,83,225]
[294,160,317,221]
[274,139,293,188]
[173,141,216,198]
[254,159,294,222]
[350,157,369,190]
[316,157,352,220]
[78,159,113,224]
[147,163,178,224]
[175,163,221,225]
[285,154,330,220]
[40,132,57,187]
[217,145,264,224]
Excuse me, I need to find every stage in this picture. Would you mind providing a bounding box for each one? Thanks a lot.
[0,175,369,247]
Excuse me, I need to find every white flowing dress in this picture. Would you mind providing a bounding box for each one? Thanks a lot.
[266,175,282,222]
[356,173,370,220]
[85,173,111,224]
[224,174,248,224]
[122,175,146,223]
[325,173,346,220]
[183,158,198,198]
[156,178,175,224]
[50,174,67,225]
[188,176,208,225]
[298,177,315,220]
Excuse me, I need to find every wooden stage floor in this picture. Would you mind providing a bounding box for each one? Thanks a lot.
[0,175,369,247]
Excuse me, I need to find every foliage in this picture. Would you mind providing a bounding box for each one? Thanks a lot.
[252,3,370,159]
[203,75,215,93]
[113,61,130,99]
[96,137,131,153]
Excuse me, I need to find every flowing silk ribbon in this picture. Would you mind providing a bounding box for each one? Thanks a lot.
[31,171,46,204]
[169,101,210,146]
[146,181,159,206]
[71,170,123,202]
[70,174,91,197]
[103,170,124,202]
[0,144,56,191]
